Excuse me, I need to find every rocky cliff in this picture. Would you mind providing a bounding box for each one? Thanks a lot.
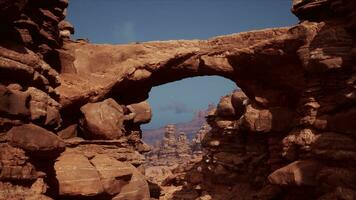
[0,0,355,200]
[143,105,214,145]
[144,123,210,199]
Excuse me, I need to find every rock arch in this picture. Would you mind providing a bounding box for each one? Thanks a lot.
[0,0,355,199]
[57,26,304,108]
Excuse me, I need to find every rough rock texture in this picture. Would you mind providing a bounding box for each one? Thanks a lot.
[54,150,150,199]
[0,0,151,199]
[145,124,204,168]
[0,0,355,199]
[6,123,65,157]
[144,123,210,199]
[143,105,214,145]
[80,98,125,140]
[191,123,210,155]
[54,151,104,197]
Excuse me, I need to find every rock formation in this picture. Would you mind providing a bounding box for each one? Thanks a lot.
[0,0,151,199]
[146,124,199,167]
[191,123,210,155]
[145,123,210,200]
[0,0,355,199]
[143,105,214,145]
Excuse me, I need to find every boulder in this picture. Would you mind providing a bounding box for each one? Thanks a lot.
[54,151,104,197]
[268,160,320,186]
[145,166,174,185]
[80,98,125,140]
[27,87,62,129]
[112,162,150,200]
[126,101,152,124]
[216,95,235,118]
[0,181,52,200]
[0,85,30,117]
[292,0,333,21]
[90,154,133,195]
[6,124,65,157]
[241,105,295,133]
[231,90,248,118]
[0,143,39,181]
[241,104,272,133]
[57,124,78,140]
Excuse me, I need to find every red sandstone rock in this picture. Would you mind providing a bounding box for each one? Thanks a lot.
[216,95,236,118]
[112,163,150,200]
[268,160,320,186]
[0,85,30,117]
[57,124,78,139]
[80,98,125,140]
[0,181,52,200]
[90,154,133,195]
[126,101,152,124]
[0,144,39,181]
[231,90,248,119]
[6,124,65,157]
[54,151,104,197]
[0,0,355,199]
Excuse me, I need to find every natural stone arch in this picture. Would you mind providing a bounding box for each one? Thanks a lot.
[56,25,306,111]
[0,0,355,199]
[53,14,356,198]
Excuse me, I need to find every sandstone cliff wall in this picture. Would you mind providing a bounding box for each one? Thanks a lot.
[0,0,355,200]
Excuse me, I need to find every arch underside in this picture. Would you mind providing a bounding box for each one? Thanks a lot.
[56,25,308,108]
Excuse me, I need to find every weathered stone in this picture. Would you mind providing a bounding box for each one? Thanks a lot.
[80,98,125,140]
[231,90,248,119]
[54,151,104,197]
[0,85,30,117]
[112,163,150,200]
[126,101,152,124]
[90,154,133,195]
[0,181,52,200]
[216,95,235,118]
[57,124,77,140]
[241,105,272,133]
[0,144,38,181]
[0,0,356,199]
[6,124,65,157]
[268,160,320,186]
[27,87,62,129]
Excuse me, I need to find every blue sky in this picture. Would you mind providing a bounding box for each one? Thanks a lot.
[67,0,298,129]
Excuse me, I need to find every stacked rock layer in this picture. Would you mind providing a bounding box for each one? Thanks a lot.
[0,0,355,200]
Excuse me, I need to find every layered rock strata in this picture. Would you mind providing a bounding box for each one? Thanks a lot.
[0,0,151,199]
[0,0,355,199]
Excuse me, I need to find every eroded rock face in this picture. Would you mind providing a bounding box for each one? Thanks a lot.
[268,160,320,186]
[54,151,104,197]
[0,144,39,181]
[0,1,151,199]
[145,123,206,168]
[6,123,65,157]
[0,0,355,199]
[55,148,150,199]
[126,101,152,124]
[144,123,210,199]
[80,98,125,140]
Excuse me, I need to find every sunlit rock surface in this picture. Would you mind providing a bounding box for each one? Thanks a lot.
[0,0,355,199]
